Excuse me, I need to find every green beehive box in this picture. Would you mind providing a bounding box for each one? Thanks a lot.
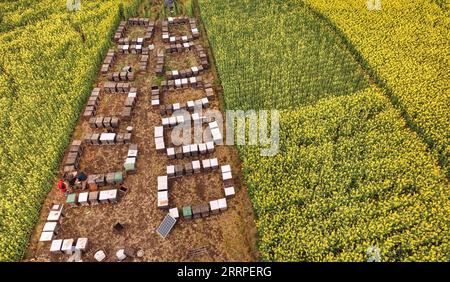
[182,206,192,219]
[66,193,77,206]
[124,162,135,172]
[114,171,123,183]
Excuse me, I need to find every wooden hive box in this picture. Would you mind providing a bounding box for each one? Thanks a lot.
[110,117,119,128]
[116,133,124,144]
[185,162,193,175]
[200,203,210,218]
[191,204,202,219]
[95,117,104,128]
[175,147,183,159]
[122,107,132,121]
[175,164,184,177]
[91,133,100,145]
[124,133,132,144]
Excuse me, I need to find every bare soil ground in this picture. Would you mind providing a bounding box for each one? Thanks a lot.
[24,4,259,262]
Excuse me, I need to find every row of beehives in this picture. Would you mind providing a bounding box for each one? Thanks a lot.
[101,49,116,74]
[82,87,136,122]
[161,75,204,91]
[167,142,216,160]
[82,132,132,146]
[139,54,150,71]
[156,79,216,111]
[154,124,216,156]
[162,34,195,44]
[155,119,222,152]
[88,116,120,130]
[49,238,88,259]
[113,21,127,42]
[64,140,84,172]
[162,17,200,40]
[156,162,235,211]
[113,19,155,42]
[121,91,138,121]
[160,111,214,129]
[39,204,64,243]
[165,65,205,80]
[194,43,209,69]
[103,81,132,93]
[82,88,101,119]
[155,52,165,75]
[86,171,124,190]
[128,17,154,27]
[107,66,134,82]
[165,41,195,53]
[159,97,210,116]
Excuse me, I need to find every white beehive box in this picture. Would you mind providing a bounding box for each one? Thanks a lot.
[157,175,168,191]
[169,116,177,126]
[209,200,219,214]
[162,117,170,127]
[221,164,231,173]
[192,160,201,173]
[61,239,74,255]
[206,141,214,152]
[190,144,198,154]
[169,208,179,219]
[167,147,175,158]
[176,115,184,124]
[218,198,227,211]
[198,143,207,154]
[151,99,160,106]
[183,145,191,156]
[167,165,175,178]
[50,239,63,253]
[39,231,54,242]
[222,171,232,181]
[224,187,235,198]
[154,126,164,138]
[158,191,169,208]
[155,137,165,152]
[210,158,218,170]
[202,159,211,170]
[75,238,88,252]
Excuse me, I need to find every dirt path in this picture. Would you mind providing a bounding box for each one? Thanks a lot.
[23,3,259,262]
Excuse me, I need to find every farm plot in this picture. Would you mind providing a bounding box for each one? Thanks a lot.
[198,0,450,261]
[23,4,258,262]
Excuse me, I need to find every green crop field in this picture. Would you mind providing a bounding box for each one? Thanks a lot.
[199,0,450,261]
[0,0,448,263]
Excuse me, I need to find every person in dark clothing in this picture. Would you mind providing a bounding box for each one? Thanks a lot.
[76,171,88,190]
[77,171,88,182]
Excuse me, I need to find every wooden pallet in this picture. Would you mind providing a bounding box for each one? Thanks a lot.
[187,246,208,258]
